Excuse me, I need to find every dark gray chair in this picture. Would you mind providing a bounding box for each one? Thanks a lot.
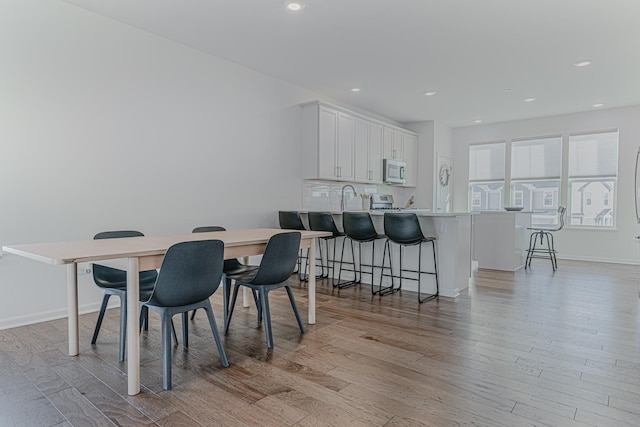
[525,206,566,271]
[381,213,439,303]
[278,211,310,281]
[307,211,346,286]
[140,239,229,390]
[224,232,304,348]
[190,226,259,334]
[91,230,176,362]
[338,212,386,289]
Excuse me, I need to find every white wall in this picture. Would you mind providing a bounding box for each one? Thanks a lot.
[452,105,640,264]
[0,0,320,328]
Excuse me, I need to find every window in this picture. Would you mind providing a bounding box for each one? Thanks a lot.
[568,131,618,227]
[510,136,562,224]
[514,191,524,207]
[472,192,481,207]
[469,142,505,211]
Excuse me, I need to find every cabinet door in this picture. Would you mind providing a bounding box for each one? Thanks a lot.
[337,112,355,180]
[383,126,394,159]
[369,122,384,183]
[393,129,404,160]
[354,117,370,182]
[402,133,418,187]
[318,107,338,179]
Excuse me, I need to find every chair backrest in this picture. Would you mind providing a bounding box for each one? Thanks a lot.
[278,211,306,230]
[383,213,426,245]
[93,230,157,288]
[146,240,224,307]
[250,232,301,285]
[308,211,340,236]
[556,206,566,231]
[343,212,378,241]
[192,226,226,233]
[192,226,243,271]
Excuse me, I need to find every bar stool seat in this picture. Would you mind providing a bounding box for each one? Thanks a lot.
[525,206,566,271]
[380,213,439,303]
[338,212,386,289]
[278,211,312,281]
[307,211,346,286]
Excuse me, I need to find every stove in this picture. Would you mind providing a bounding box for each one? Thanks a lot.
[370,194,396,210]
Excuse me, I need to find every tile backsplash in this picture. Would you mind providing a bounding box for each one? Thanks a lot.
[302,180,414,211]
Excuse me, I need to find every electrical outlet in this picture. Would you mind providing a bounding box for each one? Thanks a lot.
[78,265,92,275]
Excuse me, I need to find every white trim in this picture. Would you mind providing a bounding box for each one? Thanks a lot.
[0,300,115,331]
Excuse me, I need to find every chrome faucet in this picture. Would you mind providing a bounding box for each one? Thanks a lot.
[340,184,357,211]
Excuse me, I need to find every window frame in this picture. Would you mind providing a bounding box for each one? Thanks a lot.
[566,130,619,229]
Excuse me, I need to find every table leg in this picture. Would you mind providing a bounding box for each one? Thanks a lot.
[308,238,316,324]
[67,264,79,356]
[127,257,140,395]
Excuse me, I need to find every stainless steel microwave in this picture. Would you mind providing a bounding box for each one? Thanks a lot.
[383,159,406,184]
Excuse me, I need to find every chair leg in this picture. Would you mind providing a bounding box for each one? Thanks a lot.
[182,312,189,349]
[91,293,110,345]
[203,301,229,368]
[222,276,231,332]
[284,285,305,334]
[251,289,262,324]
[190,309,197,321]
[161,314,173,390]
[259,288,274,349]
[171,320,178,346]
[225,284,241,335]
[119,293,127,363]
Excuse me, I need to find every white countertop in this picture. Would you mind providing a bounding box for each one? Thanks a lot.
[298,210,474,217]
[476,210,533,214]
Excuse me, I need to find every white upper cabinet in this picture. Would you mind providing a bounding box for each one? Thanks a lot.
[368,122,384,183]
[355,118,384,183]
[302,103,354,181]
[383,127,404,160]
[302,101,416,186]
[336,112,355,180]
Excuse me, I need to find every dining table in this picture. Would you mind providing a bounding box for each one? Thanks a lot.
[2,228,330,395]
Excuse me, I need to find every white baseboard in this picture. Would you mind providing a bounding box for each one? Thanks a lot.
[0,300,119,331]
[557,255,639,265]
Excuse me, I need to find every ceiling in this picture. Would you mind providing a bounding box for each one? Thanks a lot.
[62,0,640,127]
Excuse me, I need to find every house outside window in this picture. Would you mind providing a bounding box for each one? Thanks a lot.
[514,191,523,207]
[568,131,618,228]
[469,142,505,211]
[510,136,562,225]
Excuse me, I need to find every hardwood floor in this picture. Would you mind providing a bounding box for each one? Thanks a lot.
[2,260,640,426]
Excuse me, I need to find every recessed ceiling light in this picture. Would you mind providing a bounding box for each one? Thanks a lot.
[524,97,536,102]
[574,60,592,67]
[351,88,361,93]
[284,1,305,11]
[424,91,436,96]
[592,103,604,108]
[474,119,483,124]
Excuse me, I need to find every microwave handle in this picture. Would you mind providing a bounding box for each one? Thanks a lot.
[400,166,405,180]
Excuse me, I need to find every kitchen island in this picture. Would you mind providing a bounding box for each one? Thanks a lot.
[297,210,473,298]
[472,211,532,271]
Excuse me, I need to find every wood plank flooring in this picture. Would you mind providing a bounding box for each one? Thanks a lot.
[2,260,640,426]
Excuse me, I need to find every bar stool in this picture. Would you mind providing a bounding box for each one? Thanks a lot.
[278,211,312,281]
[380,213,439,303]
[338,212,386,289]
[307,211,346,286]
[525,206,566,271]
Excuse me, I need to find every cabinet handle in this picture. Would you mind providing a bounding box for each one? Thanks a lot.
[337,166,341,177]
[393,149,397,159]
